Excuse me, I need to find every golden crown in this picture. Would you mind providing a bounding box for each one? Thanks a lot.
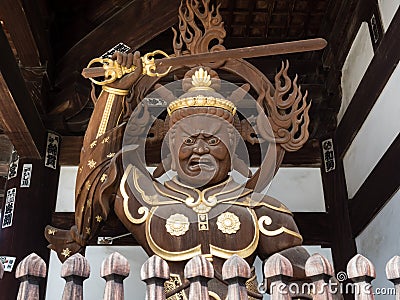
[167,68,237,116]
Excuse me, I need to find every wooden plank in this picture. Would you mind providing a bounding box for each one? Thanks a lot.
[0,0,42,67]
[336,8,400,158]
[0,25,46,158]
[59,136,83,166]
[349,133,400,236]
[56,0,180,84]
[52,211,330,246]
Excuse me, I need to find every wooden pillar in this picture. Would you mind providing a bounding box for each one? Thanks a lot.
[320,135,357,300]
[0,157,59,299]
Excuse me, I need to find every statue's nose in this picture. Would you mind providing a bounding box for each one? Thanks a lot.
[193,139,210,154]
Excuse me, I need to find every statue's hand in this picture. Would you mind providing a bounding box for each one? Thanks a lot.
[107,51,143,90]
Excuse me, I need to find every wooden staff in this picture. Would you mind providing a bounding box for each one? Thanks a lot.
[81,38,327,84]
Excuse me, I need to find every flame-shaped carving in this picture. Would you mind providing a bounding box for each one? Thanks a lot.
[173,0,226,56]
[256,61,311,152]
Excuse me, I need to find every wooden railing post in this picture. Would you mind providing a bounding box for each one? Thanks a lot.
[61,253,90,300]
[305,253,334,300]
[184,255,214,300]
[347,254,376,300]
[264,253,293,300]
[386,255,400,300]
[141,255,170,300]
[101,252,130,300]
[15,253,46,300]
[222,254,251,300]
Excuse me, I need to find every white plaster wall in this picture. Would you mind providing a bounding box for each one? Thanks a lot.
[378,0,400,31]
[265,167,325,212]
[338,22,374,123]
[355,189,400,299]
[343,62,400,199]
[55,166,77,212]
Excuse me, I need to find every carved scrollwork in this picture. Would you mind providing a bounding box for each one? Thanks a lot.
[173,0,226,56]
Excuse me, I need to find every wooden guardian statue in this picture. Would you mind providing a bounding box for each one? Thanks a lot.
[46,0,320,298]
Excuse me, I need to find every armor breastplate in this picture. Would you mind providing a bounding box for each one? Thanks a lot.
[146,204,259,261]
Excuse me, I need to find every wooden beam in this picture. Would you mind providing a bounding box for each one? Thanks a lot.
[320,136,357,300]
[0,0,42,67]
[293,212,331,246]
[0,25,46,158]
[349,133,400,236]
[336,8,400,158]
[52,211,331,246]
[56,0,180,85]
[0,134,13,163]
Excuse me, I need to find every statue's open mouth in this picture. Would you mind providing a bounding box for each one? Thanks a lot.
[188,156,215,171]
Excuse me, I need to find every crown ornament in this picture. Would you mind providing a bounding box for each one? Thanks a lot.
[189,67,212,91]
[167,68,237,116]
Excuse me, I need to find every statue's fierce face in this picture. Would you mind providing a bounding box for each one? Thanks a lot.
[170,114,232,187]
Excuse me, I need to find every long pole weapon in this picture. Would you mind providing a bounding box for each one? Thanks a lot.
[81,38,327,85]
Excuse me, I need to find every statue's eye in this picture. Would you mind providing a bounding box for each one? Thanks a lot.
[184,137,195,145]
[207,137,220,145]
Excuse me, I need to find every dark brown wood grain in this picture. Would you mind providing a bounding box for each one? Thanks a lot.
[320,136,357,300]
[0,158,59,300]
[0,25,46,158]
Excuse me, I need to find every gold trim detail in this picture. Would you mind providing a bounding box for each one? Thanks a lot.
[142,50,172,77]
[258,215,303,241]
[96,92,115,139]
[120,164,149,224]
[87,159,97,169]
[47,228,57,235]
[61,248,71,258]
[95,215,103,222]
[210,208,259,259]
[224,197,293,216]
[85,181,91,190]
[165,273,187,300]
[189,68,213,91]
[208,292,222,300]
[102,136,110,143]
[166,214,190,236]
[146,207,202,261]
[100,174,108,183]
[90,141,97,148]
[216,212,240,234]
[198,213,209,231]
[102,85,130,96]
[167,95,236,116]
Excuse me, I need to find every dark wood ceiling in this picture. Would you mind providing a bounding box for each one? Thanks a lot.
[0,0,382,168]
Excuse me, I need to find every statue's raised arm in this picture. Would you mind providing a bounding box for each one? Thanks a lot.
[45,51,147,262]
